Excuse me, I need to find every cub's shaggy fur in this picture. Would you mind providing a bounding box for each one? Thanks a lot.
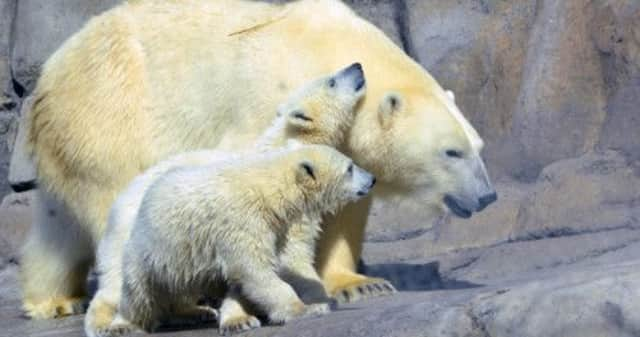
[105,145,374,334]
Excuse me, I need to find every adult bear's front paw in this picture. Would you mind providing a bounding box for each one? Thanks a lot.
[23,296,87,319]
[327,275,396,304]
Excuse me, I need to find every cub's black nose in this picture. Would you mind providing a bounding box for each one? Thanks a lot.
[346,62,363,73]
[342,62,363,78]
[370,177,376,188]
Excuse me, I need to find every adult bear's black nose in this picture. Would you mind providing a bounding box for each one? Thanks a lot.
[477,191,498,211]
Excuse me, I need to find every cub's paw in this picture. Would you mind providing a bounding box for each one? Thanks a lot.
[270,302,331,325]
[23,296,87,319]
[300,303,331,318]
[219,314,261,335]
[331,277,396,304]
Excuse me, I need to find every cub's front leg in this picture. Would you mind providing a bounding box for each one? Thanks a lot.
[226,241,330,325]
[278,217,332,304]
[218,289,261,335]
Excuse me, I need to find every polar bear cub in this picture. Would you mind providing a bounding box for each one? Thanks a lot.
[85,63,366,336]
[108,144,375,334]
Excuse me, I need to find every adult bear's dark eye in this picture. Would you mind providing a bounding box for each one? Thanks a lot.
[328,78,336,88]
[347,163,354,175]
[446,150,463,159]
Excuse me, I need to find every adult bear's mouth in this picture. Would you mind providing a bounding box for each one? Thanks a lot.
[444,195,472,219]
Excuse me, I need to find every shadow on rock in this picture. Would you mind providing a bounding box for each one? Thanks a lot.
[360,261,483,291]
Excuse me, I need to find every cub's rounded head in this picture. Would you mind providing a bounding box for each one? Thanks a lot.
[293,145,375,210]
[278,62,367,146]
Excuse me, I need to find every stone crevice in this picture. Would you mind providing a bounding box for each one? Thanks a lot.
[366,228,432,243]
[466,307,492,337]
[546,237,640,269]
[393,1,417,61]
[7,0,20,100]
[505,223,640,244]
[449,255,482,273]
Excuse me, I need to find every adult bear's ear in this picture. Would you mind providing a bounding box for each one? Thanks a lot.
[296,160,316,183]
[378,92,402,128]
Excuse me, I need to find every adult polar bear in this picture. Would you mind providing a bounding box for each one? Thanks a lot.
[23,0,497,319]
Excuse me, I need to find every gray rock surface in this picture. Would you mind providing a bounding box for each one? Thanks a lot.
[0,109,16,199]
[0,0,18,199]
[510,0,608,179]
[7,96,36,191]
[10,0,120,92]
[0,1,639,336]
[513,151,640,242]
[1,216,639,337]
[0,191,31,267]
[0,0,16,103]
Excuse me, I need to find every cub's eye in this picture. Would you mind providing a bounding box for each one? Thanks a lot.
[446,150,464,159]
[302,163,316,180]
[328,78,336,88]
[347,164,354,175]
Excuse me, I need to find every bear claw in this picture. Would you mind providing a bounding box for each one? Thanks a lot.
[331,278,396,304]
[219,315,261,335]
[95,324,135,337]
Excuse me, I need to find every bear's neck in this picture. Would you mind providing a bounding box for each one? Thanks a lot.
[255,116,343,150]
[234,165,306,232]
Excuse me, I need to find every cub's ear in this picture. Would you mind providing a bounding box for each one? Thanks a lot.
[296,161,316,183]
[446,90,455,101]
[287,108,314,129]
[378,92,402,127]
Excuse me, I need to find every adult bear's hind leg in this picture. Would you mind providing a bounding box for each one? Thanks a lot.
[315,196,396,304]
[20,189,94,319]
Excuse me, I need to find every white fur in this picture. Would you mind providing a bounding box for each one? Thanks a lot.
[446,90,455,101]
[85,66,366,336]
[25,0,493,322]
